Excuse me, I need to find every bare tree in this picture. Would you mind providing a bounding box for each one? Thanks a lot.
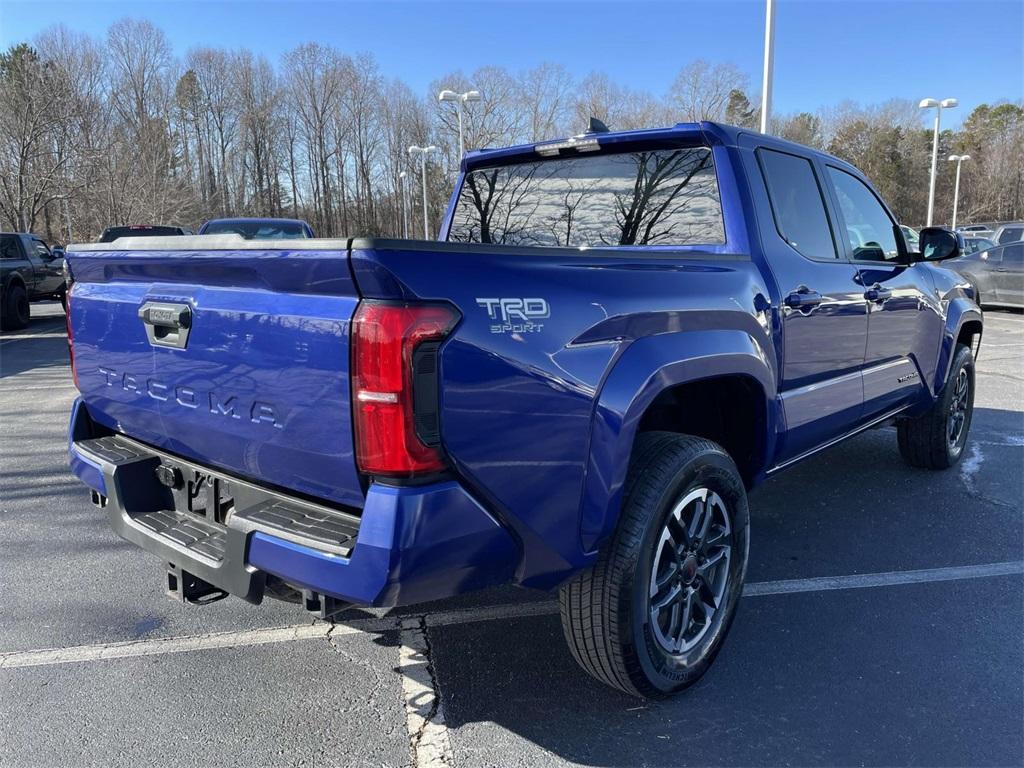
[667,59,749,122]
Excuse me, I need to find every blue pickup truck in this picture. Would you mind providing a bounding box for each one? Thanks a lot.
[65,122,981,697]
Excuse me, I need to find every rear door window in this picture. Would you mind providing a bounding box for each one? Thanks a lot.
[0,234,20,259]
[757,149,838,260]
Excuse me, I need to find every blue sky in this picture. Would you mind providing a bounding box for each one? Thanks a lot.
[2,0,1021,128]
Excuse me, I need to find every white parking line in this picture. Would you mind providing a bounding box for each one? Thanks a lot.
[399,618,454,767]
[742,560,1022,596]
[1,560,1019,671]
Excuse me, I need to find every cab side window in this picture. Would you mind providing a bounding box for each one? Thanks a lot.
[826,167,900,262]
[758,149,838,260]
[0,235,19,259]
[30,240,50,261]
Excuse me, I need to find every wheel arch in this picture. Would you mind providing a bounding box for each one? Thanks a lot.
[936,299,983,392]
[579,329,777,554]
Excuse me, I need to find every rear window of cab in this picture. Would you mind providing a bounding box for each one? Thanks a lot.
[447,147,725,248]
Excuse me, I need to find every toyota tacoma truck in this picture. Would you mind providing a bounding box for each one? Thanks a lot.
[65,122,981,697]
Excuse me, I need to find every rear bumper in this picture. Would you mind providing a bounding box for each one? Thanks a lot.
[67,398,518,607]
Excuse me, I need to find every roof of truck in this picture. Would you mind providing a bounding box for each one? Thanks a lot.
[461,120,851,175]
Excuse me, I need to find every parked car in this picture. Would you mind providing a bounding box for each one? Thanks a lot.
[948,241,1024,309]
[0,232,67,329]
[65,122,981,698]
[99,225,194,242]
[991,221,1024,246]
[963,236,996,255]
[50,244,66,260]
[958,223,999,238]
[198,217,315,239]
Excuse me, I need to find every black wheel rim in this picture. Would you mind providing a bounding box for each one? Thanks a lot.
[947,367,970,449]
[648,487,732,655]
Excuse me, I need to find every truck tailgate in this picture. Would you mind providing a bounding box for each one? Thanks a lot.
[67,243,364,509]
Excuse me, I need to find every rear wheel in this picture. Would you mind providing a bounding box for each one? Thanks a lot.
[560,432,749,698]
[1,283,30,330]
[897,343,975,469]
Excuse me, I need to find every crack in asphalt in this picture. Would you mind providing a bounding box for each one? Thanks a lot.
[409,617,442,757]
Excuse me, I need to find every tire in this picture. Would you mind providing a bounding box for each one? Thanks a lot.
[897,343,975,469]
[560,432,750,698]
[1,283,30,331]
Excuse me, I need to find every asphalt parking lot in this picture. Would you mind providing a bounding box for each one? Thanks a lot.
[2,301,1022,768]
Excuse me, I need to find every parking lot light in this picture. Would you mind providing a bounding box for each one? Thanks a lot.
[398,171,410,239]
[438,89,482,159]
[948,154,971,230]
[408,145,438,239]
[920,97,958,226]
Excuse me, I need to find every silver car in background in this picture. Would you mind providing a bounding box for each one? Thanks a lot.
[991,221,1024,246]
[947,241,1024,309]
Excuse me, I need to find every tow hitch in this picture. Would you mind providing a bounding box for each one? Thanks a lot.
[166,562,227,605]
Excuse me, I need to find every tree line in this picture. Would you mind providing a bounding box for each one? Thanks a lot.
[1,18,1021,244]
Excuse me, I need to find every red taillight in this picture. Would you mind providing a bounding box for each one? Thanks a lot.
[66,287,79,391]
[351,301,458,476]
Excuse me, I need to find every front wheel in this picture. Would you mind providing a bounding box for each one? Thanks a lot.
[560,433,749,698]
[897,343,975,469]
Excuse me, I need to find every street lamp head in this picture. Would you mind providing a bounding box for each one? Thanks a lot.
[462,90,482,102]
[438,90,459,103]
[919,98,939,109]
[940,98,958,109]
[424,145,438,153]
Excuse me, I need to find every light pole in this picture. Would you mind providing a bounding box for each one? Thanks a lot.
[759,0,776,134]
[948,154,970,230]
[438,89,481,159]
[398,171,410,239]
[920,97,958,226]
[408,145,438,239]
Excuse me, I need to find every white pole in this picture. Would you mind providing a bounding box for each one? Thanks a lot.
[926,108,941,226]
[951,158,964,230]
[457,103,465,160]
[399,173,409,239]
[759,0,776,134]
[420,153,429,240]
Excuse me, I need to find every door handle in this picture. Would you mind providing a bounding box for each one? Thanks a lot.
[864,284,892,302]
[784,289,823,309]
[139,302,192,349]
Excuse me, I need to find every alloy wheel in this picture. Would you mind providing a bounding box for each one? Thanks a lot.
[648,487,732,655]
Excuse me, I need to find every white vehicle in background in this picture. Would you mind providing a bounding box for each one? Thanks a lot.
[991,222,1024,246]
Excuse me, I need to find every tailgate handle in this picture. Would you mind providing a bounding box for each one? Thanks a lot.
[139,302,192,349]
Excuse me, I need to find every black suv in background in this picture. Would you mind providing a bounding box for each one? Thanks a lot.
[98,224,193,242]
[0,233,67,330]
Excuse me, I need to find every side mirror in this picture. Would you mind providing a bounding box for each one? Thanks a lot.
[917,227,963,262]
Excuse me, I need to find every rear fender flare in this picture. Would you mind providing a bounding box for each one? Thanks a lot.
[579,329,776,554]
